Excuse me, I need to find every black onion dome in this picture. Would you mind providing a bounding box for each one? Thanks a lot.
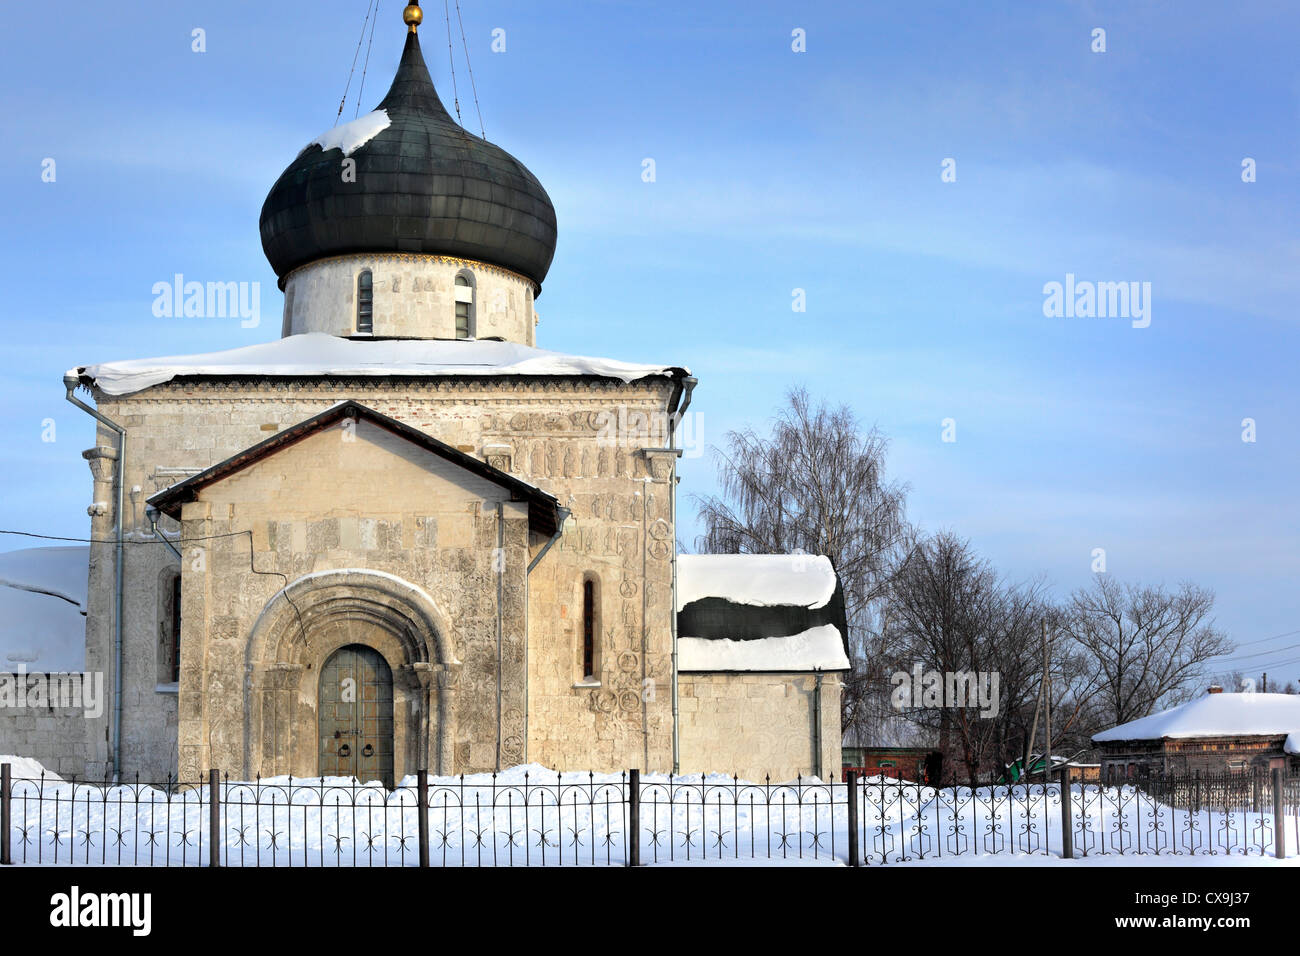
[259,31,557,291]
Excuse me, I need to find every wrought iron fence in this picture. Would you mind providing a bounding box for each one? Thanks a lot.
[1065,767,1300,859]
[1,763,1296,867]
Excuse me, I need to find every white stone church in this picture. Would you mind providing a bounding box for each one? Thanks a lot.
[0,4,846,785]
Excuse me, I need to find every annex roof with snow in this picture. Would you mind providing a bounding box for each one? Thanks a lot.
[1092,692,1300,744]
[0,547,88,672]
[70,333,689,397]
[675,554,850,672]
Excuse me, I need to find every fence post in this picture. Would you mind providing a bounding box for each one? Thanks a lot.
[846,770,860,867]
[1058,767,1073,860]
[417,769,430,868]
[1273,767,1286,859]
[208,768,220,868]
[628,769,641,867]
[1,763,11,865]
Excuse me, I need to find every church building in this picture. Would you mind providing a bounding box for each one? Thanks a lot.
[3,3,846,785]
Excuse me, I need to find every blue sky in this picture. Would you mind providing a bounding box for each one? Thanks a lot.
[2,1,1297,678]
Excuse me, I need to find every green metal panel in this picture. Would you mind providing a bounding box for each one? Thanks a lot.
[319,644,394,788]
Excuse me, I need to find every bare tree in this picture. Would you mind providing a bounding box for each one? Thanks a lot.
[689,389,1236,773]
[1033,617,1105,762]
[875,528,1120,784]
[693,387,909,738]
[881,531,1057,783]
[1059,576,1233,727]
[881,532,990,780]
[990,582,1071,778]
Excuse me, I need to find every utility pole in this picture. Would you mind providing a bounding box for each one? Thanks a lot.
[870,609,890,746]
[1023,662,1043,779]
[1042,619,1052,780]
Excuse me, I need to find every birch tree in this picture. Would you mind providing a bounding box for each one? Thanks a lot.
[693,387,909,739]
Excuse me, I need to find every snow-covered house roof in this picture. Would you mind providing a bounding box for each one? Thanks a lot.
[1092,692,1300,744]
[676,554,850,672]
[70,333,689,397]
[0,547,88,672]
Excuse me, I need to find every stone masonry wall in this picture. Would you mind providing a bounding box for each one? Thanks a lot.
[173,421,531,780]
[677,672,843,783]
[81,375,680,779]
[0,675,90,778]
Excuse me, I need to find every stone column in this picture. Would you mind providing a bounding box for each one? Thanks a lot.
[81,444,120,780]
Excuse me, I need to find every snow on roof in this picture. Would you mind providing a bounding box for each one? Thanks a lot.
[1092,692,1300,743]
[0,547,89,672]
[676,554,837,612]
[310,109,391,157]
[1286,733,1300,755]
[0,546,89,609]
[678,625,850,672]
[0,589,86,671]
[71,333,688,396]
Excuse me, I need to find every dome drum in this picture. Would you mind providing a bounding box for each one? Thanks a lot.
[281,253,538,343]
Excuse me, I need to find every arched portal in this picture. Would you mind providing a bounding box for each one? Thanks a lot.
[319,644,394,787]
[244,569,459,780]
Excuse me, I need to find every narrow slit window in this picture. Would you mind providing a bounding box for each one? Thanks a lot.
[582,579,595,680]
[281,286,295,337]
[455,273,474,339]
[357,270,373,333]
[171,574,182,683]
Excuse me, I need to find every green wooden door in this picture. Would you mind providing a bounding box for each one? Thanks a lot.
[319,644,394,787]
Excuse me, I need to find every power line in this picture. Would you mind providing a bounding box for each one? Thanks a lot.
[1219,627,1300,650]
[336,0,378,123]
[1217,657,1300,681]
[1210,633,1300,665]
[442,0,462,123]
[1,529,311,649]
[453,0,485,138]
[2,529,250,546]
[355,0,382,119]
[9,527,1297,678]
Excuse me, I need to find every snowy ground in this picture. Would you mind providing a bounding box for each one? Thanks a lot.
[2,756,1295,867]
[901,853,1298,867]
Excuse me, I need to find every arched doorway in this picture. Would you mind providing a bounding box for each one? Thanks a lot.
[241,569,457,782]
[319,644,394,787]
